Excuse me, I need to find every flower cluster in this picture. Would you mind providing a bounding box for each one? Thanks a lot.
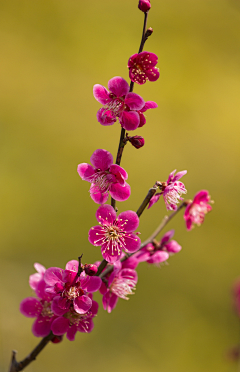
[19,1,213,359]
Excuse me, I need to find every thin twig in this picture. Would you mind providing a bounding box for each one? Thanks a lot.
[136,182,158,217]
[8,332,54,372]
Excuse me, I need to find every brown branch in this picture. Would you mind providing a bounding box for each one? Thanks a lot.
[136,182,159,217]
[8,332,54,372]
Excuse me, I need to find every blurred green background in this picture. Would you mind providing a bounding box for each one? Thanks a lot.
[1,0,240,371]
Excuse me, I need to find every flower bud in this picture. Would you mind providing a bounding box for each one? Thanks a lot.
[138,0,151,13]
[84,264,98,276]
[128,135,145,149]
[51,335,63,344]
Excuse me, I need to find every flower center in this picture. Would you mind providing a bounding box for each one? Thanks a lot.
[189,203,208,225]
[41,301,54,318]
[90,171,112,193]
[103,97,125,117]
[63,283,84,301]
[110,277,136,300]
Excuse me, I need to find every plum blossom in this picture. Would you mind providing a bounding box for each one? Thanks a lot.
[134,230,181,265]
[89,204,141,263]
[128,52,159,85]
[138,0,151,12]
[44,260,101,316]
[148,169,187,211]
[127,134,145,149]
[20,279,57,337]
[77,149,131,204]
[51,297,99,341]
[184,190,212,230]
[93,76,145,131]
[99,263,138,313]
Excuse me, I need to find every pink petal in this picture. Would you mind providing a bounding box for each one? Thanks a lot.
[165,240,182,253]
[96,204,116,224]
[145,67,160,82]
[90,186,109,204]
[65,260,79,272]
[51,317,69,336]
[101,245,121,263]
[147,251,169,264]
[91,300,99,316]
[74,295,92,314]
[148,193,161,209]
[32,316,52,337]
[85,276,102,293]
[124,233,141,253]
[120,111,140,131]
[20,297,42,318]
[193,190,210,204]
[66,324,78,341]
[51,296,69,316]
[97,108,116,126]
[109,164,128,180]
[93,84,110,104]
[120,268,138,284]
[125,92,145,110]
[172,170,187,182]
[44,267,64,286]
[108,76,129,97]
[77,318,94,333]
[161,230,175,244]
[29,273,42,290]
[141,101,158,112]
[138,112,146,127]
[89,225,105,246]
[34,263,46,274]
[77,163,95,181]
[90,149,113,171]
[109,182,131,202]
[35,280,52,301]
[118,210,139,232]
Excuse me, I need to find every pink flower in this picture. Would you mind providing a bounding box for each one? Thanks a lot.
[128,52,159,85]
[77,149,131,204]
[135,230,181,265]
[20,279,57,337]
[89,204,141,263]
[148,169,187,211]
[99,263,138,313]
[184,190,212,230]
[44,260,102,316]
[138,0,151,12]
[93,76,145,131]
[51,298,99,341]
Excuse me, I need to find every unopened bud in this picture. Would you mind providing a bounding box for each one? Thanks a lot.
[84,264,98,276]
[51,335,63,344]
[145,27,153,38]
[138,0,151,13]
[128,135,145,149]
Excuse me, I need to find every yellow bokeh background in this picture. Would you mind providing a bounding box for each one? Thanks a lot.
[1,1,240,371]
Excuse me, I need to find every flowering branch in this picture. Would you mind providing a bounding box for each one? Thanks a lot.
[136,181,159,217]
[8,332,54,372]
[111,11,151,211]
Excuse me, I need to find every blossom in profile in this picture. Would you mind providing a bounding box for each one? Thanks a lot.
[128,51,159,85]
[138,0,151,12]
[44,260,101,316]
[148,169,187,211]
[20,279,57,337]
[77,149,131,204]
[51,297,99,341]
[93,76,145,131]
[99,263,138,313]
[135,230,181,265]
[89,204,141,263]
[184,190,212,230]
[127,135,145,149]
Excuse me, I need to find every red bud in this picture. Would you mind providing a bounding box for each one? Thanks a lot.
[138,0,151,13]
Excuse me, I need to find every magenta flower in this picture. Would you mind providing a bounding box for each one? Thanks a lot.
[138,0,151,12]
[20,279,57,337]
[51,298,99,341]
[89,204,141,263]
[148,169,187,211]
[128,52,159,85]
[44,260,102,316]
[99,264,138,313]
[184,190,212,230]
[137,101,158,127]
[93,76,145,131]
[135,230,181,265]
[77,149,131,204]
